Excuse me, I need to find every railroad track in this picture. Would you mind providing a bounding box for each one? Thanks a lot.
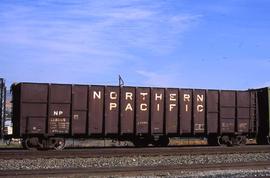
[0,145,270,159]
[0,161,269,177]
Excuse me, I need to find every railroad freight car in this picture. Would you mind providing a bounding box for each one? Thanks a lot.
[8,82,270,150]
[257,87,270,144]
[0,78,6,139]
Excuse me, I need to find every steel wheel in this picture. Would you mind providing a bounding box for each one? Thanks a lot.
[53,138,66,150]
[160,137,169,147]
[237,136,247,146]
[217,136,224,146]
[5,139,11,145]
[22,137,38,150]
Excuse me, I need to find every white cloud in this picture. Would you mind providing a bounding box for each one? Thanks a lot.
[0,1,202,85]
[0,1,202,56]
[136,70,177,87]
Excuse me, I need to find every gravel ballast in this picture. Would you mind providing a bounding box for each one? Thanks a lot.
[1,153,270,177]
[0,153,270,170]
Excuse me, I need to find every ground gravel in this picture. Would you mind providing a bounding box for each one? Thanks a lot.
[1,153,270,177]
[132,169,270,178]
[0,153,270,170]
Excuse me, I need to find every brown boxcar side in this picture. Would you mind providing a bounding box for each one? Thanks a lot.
[21,83,48,102]
[165,88,178,134]
[71,85,88,135]
[88,86,104,135]
[136,87,150,134]
[220,91,236,133]
[104,86,120,134]
[150,88,165,134]
[23,104,47,134]
[193,89,206,134]
[48,84,71,134]
[120,87,135,134]
[179,89,192,134]
[249,91,257,133]
[206,90,219,134]
[236,91,250,133]
[50,84,71,103]
[21,83,48,135]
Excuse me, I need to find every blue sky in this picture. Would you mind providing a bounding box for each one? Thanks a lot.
[0,0,269,89]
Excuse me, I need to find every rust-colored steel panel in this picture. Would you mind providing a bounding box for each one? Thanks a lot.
[151,88,165,134]
[105,86,119,134]
[220,90,236,133]
[120,87,135,134]
[88,86,104,134]
[207,90,219,112]
[207,113,218,133]
[165,88,178,134]
[27,117,46,134]
[21,83,48,102]
[207,90,219,133]
[220,91,236,107]
[193,89,206,134]
[72,111,87,134]
[220,118,235,133]
[180,89,192,134]
[50,84,71,103]
[220,108,235,118]
[72,85,88,110]
[136,87,150,134]
[21,103,47,134]
[238,118,249,133]
[237,92,250,107]
[21,103,47,118]
[19,83,48,135]
[250,107,256,132]
[71,85,88,135]
[236,91,250,134]
[237,108,250,118]
[249,91,257,132]
[220,91,236,119]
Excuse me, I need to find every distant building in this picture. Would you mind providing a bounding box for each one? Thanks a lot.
[4,91,12,135]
